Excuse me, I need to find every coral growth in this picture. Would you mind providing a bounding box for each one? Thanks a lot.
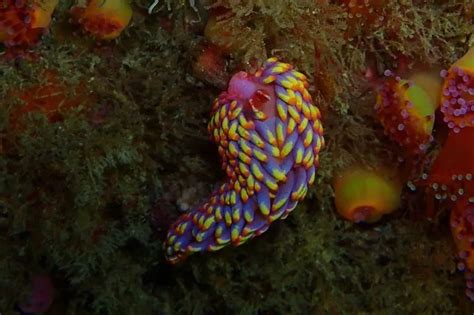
[440,47,474,132]
[338,0,386,38]
[164,58,324,263]
[416,127,474,300]
[375,72,436,158]
[70,0,132,40]
[333,166,401,223]
[421,127,474,209]
[0,0,58,47]
[408,48,474,301]
[408,70,443,107]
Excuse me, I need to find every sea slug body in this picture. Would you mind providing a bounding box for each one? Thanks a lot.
[164,58,324,264]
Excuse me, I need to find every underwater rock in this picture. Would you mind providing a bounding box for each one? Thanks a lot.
[70,0,132,40]
[333,166,402,223]
[163,58,324,264]
[439,47,474,132]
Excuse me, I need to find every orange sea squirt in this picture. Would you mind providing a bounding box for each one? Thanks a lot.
[70,0,132,40]
[0,0,58,47]
[333,166,402,223]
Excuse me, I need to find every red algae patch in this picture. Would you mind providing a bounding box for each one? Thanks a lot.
[8,71,93,130]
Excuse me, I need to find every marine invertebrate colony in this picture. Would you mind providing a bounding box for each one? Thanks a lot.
[440,47,474,132]
[416,127,474,299]
[375,72,436,158]
[164,58,324,263]
[0,0,58,47]
[406,48,474,303]
[333,166,401,223]
[338,0,386,38]
[70,0,132,40]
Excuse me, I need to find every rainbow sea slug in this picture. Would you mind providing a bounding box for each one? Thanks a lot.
[164,58,324,264]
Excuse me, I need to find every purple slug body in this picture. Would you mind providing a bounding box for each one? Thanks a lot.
[17,274,54,314]
[164,58,324,264]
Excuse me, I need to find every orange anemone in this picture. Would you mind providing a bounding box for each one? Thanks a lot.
[333,166,402,223]
[422,128,474,207]
[416,127,474,300]
[0,0,58,47]
[70,0,133,40]
[439,48,474,132]
[375,73,436,158]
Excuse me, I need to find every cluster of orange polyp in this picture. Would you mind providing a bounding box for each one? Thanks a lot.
[375,71,436,160]
[0,0,132,54]
[405,48,474,301]
[439,49,474,132]
[0,0,58,48]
